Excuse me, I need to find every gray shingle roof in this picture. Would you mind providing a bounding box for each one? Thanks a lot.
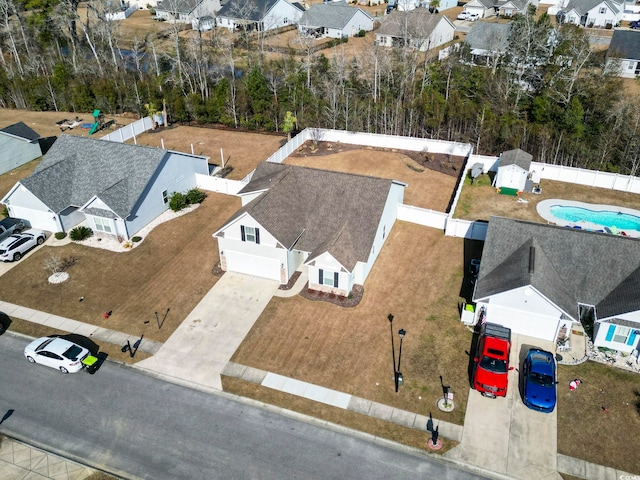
[500,148,532,170]
[21,135,169,218]
[474,217,640,320]
[0,121,40,142]
[299,2,371,29]
[376,9,446,38]
[219,162,397,270]
[566,0,619,16]
[157,0,202,15]
[464,22,511,53]
[218,0,297,21]
[608,30,640,61]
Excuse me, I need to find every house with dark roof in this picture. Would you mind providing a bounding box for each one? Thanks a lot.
[495,0,536,17]
[213,162,406,294]
[216,0,304,32]
[154,0,221,22]
[493,148,533,192]
[606,30,640,78]
[561,0,622,28]
[376,10,455,51]
[0,122,44,175]
[298,2,374,39]
[1,135,209,238]
[472,217,640,353]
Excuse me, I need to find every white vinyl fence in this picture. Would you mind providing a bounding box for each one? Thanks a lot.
[196,174,247,195]
[105,5,136,20]
[533,162,640,194]
[397,205,448,229]
[100,117,154,143]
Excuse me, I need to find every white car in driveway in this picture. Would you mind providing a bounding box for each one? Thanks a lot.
[24,336,90,373]
[457,11,471,20]
[0,229,46,262]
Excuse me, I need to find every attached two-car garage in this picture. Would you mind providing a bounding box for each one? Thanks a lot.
[224,251,281,282]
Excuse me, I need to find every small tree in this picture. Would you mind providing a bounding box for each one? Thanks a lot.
[282,111,297,140]
[43,255,61,275]
[169,192,187,211]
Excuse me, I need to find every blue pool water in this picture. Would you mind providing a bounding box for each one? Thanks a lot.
[550,206,640,231]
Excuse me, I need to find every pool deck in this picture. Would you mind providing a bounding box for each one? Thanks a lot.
[536,199,640,238]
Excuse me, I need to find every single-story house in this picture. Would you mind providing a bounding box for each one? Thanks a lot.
[464,22,511,66]
[606,29,640,78]
[213,162,406,294]
[561,0,622,28]
[155,0,221,22]
[217,0,304,32]
[472,216,640,354]
[376,10,455,51]
[298,2,374,39]
[462,0,495,18]
[495,0,537,17]
[1,135,209,238]
[0,122,44,175]
[493,148,533,191]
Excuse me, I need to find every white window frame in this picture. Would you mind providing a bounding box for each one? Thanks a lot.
[612,326,630,344]
[94,217,113,234]
[323,271,335,287]
[245,226,257,243]
[599,7,606,13]
[162,190,169,204]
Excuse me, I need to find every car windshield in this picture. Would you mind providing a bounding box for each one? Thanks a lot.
[529,371,554,387]
[63,345,83,360]
[479,356,508,373]
[36,338,54,351]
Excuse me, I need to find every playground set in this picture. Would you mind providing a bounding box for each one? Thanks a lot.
[56,110,115,136]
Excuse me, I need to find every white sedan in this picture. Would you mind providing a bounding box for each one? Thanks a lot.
[24,336,90,373]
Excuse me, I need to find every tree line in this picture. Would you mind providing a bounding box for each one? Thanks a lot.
[0,0,639,175]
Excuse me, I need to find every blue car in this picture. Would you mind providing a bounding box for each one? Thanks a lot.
[523,349,557,413]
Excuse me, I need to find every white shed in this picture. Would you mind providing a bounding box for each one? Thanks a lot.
[494,148,532,192]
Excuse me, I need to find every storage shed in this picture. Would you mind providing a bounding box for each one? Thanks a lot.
[0,122,43,175]
[494,148,532,192]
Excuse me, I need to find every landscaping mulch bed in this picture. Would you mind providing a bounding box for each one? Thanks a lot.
[278,270,301,290]
[298,284,363,307]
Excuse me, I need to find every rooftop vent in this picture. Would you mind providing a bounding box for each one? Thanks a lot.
[528,246,535,274]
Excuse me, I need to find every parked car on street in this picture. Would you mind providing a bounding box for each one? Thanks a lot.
[24,336,90,373]
[522,348,557,413]
[0,229,46,262]
[631,21,640,29]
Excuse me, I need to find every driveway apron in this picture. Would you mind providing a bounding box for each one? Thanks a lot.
[135,272,279,391]
[445,334,560,480]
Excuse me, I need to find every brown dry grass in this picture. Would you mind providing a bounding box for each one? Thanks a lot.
[232,221,474,426]
[0,193,241,344]
[285,146,457,211]
[557,362,640,474]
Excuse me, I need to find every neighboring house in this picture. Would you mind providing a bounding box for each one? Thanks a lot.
[192,14,216,30]
[376,10,455,51]
[493,148,533,191]
[217,0,304,32]
[1,135,209,238]
[561,0,622,27]
[213,162,406,294]
[155,0,221,22]
[0,122,44,175]
[464,22,511,65]
[495,0,537,16]
[473,216,640,354]
[298,2,374,39]
[606,29,640,78]
[463,0,495,18]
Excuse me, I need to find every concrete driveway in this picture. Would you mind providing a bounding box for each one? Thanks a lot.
[445,334,560,480]
[135,272,279,391]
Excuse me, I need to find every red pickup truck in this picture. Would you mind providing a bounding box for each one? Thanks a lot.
[473,322,512,398]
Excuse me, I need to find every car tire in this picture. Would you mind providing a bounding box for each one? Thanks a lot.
[26,356,35,363]
[37,236,45,245]
[13,252,21,261]
[59,366,69,374]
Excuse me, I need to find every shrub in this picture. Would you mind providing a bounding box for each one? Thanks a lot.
[0,204,8,218]
[186,188,207,205]
[169,192,187,211]
[131,236,142,243]
[358,29,366,37]
[69,226,92,241]
[54,232,67,240]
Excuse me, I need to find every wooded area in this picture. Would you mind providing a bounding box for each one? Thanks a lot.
[1,0,639,175]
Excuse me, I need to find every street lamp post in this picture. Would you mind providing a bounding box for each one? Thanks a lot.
[388,314,397,392]
[396,328,406,392]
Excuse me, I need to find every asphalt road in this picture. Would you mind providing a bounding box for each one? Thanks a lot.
[0,333,490,480]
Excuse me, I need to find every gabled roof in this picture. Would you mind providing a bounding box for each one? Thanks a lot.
[608,30,640,61]
[565,0,620,16]
[157,0,204,14]
[500,148,532,170]
[217,162,399,270]
[19,135,169,218]
[0,122,40,142]
[496,0,528,10]
[218,0,299,21]
[464,22,511,53]
[465,0,495,9]
[474,217,640,320]
[299,2,372,29]
[376,9,451,38]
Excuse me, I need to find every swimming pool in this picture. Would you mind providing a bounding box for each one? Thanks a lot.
[536,199,640,235]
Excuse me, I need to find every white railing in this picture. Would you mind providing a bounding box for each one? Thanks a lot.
[532,162,640,194]
[397,205,447,229]
[105,5,137,20]
[100,117,154,143]
[444,219,489,240]
[195,173,247,195]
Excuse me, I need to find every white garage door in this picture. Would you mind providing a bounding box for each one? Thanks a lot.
[226,251,281,282]
[9,206,57,232]
[485,305,560,341]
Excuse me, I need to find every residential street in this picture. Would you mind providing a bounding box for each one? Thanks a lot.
[0,333,491,480]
